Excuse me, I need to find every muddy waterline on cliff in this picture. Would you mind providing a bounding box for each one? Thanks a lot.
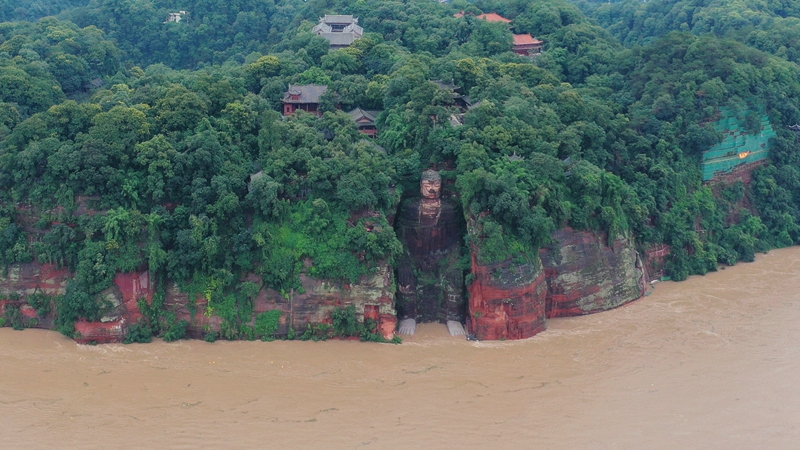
[2,249,800,449]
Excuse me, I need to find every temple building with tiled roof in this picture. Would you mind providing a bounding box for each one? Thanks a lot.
[477,12,512,23]
[513,34,544,56]
[348,107,382,138]
[453,11,512,23]
[312,15,363,49]
[282,84,328,116]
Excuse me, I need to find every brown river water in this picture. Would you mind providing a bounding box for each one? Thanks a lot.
[2,248,800,449]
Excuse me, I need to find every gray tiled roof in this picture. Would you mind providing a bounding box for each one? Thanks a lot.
[342,23,363,35]
[319,32,358,46]
[312,23,332,33]
[348,107,382,124]
[283,84,328,103]
[312,14,363,46]
[320,15,358,24]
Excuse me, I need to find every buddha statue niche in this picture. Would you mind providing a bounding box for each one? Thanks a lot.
[395,169,465,332]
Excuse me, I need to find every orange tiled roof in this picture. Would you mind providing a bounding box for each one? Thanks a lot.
[477,12,512,23]
[513,34,543,45]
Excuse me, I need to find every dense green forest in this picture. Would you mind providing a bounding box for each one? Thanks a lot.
[2,0,800,339]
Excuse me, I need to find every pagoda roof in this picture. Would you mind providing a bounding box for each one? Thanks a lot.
[318,32,359,46]
[283,84,328,103]
[477,12,511,23]
[513,34,543,45]
[348,107,381,123]
[319,14,358,24]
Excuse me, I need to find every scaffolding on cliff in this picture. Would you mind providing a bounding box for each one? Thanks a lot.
[701,108,774,182]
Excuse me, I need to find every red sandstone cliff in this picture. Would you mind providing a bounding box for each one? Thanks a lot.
[0,261,396,343]
[165,265,397,340]
[3,226,650,343]
[468,253,548,340]
[468,228,646,340]
[540,228,645,318]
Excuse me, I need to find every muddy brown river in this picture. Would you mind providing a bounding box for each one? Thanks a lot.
[2,248,800,449]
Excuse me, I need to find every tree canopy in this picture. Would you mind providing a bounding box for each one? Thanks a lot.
[4,0,800,337]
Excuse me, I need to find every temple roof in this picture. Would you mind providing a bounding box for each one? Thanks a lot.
[312,14,363,46]
[318,32,359,46]
[283,84,328,103]
[431,80,460,91]
[348,107,381,122]
[319,14,358,24]
[477,13,512,23]
[513,34,543,46]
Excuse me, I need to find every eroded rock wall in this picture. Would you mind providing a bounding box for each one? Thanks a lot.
[467,228,646,340]
[0,264,154,343]
[0,261,396,342]
[0,263,70,330]
[468,253,548,340]
[165,265,396,340]
[541,228,645,318]
[3,228,649,343]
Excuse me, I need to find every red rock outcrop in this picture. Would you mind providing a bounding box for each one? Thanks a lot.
[467,228,646,340]
[0,263,70,296]
[113,271,154,324]
[3,224,654,343]
[0,260,395,342]
[0,265,155,343]
[643,243,671,281]
[284,264,396,337]
[0,263,71,329]
[540,228,645,318]
[468,252,548,340]
[162,264,397,340]
[71,270,154,344]
[74,319,125,344]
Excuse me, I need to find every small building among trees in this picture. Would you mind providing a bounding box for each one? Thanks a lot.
[348,107,381,138]
[513,34,544,56]
[312,15,364,49]
[165,11,187,23]
[475,12,512,23]
[453,11,512,22]
[282,84,328,116]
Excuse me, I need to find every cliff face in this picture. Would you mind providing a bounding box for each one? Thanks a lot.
[167,265,396,340]
[540,228,644,318]
[0,265,153,343]
[2,227,647,343]
[293,264,396,335]
[467,228,645,340]
[0,263,70,331]
[74,271,154,344]
[0,262,395,342]
[468,253,548,340]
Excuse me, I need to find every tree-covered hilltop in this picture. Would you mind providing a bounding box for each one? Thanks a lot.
[2,0,800,339]
[0,0,89,23]
[577,0,800,64]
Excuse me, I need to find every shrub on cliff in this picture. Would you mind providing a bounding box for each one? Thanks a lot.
[163,320,188,342]
[124,321,153,344]
[255,310,282,341]
[332,305,360,338]
[27,291,52,317]
[3,303,24,330]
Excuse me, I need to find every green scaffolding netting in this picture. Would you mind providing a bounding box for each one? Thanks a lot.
[701,108,774,181]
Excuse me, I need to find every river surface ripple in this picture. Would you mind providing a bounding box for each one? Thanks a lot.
[2,248,800,449]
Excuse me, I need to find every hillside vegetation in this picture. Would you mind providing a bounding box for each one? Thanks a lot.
[2,0,800,338]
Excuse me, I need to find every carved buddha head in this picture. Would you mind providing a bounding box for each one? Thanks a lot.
[420,169,442,199]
